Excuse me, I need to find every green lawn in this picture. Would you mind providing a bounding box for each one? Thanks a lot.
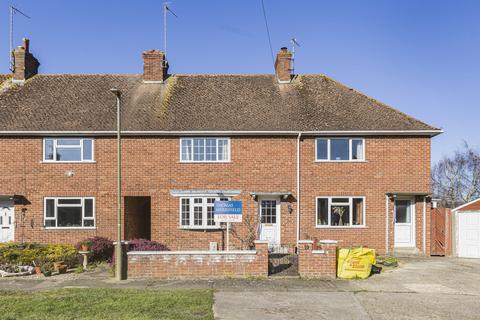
[0,288,213,320]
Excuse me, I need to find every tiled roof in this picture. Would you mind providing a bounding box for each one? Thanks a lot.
[0,73,439,133]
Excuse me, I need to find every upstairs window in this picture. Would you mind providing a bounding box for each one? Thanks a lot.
[316,138,364,161]
[43,138,94,162]
[44,197,95,228]
[180,196,228,229]
[180,138,230,162]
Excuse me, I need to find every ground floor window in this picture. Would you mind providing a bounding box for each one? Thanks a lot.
[180,196,228,229]
[316,196,365,227]
[44,197,95,228]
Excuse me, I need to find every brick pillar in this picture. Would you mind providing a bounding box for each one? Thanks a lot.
[298,240,313,275]
[254,240,269,276]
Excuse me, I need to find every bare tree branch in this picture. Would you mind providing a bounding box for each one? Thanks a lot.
[432,142,480,207]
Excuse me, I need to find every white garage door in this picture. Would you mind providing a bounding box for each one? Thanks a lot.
[458,211,480,258]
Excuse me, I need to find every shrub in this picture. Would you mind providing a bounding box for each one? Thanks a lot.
[127,239,169,252]
[109,239,168,269]
[44,244,78,268]
[76,237,114,262]
[0,243,78,268]
[41,262,54,276]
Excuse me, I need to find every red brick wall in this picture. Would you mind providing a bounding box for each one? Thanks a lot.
[0,135,431,254]
[300,136,431,255]
[298,240,337,278]
[127,240,268,279]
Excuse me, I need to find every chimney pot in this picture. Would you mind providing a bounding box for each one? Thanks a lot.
[274,47,293,83]
[143,50,168,83]
[22,38,30,53]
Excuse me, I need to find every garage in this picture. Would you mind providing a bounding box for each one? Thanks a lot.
[453,199,480,258]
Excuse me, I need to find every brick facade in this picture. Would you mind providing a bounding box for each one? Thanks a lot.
[127,240,268,279]
[0,135,431,254]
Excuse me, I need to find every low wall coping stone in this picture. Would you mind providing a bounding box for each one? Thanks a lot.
[319,240,338,245]
[127,250,257,256]
[298,240,314,244]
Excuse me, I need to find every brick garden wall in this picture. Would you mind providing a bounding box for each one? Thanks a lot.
[0,135,431,254]
[127,240,268,279]
[298,240,337,279]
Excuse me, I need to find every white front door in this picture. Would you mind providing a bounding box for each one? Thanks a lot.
[0,200,14,242]
[458,212,480,258]
[394,199,415,247]
[259,198,280,249]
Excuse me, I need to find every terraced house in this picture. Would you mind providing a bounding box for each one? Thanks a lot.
[0,39,441,256]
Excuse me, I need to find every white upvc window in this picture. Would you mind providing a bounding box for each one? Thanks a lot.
[316,196,366,228]
[43,138,94,162]
[179,196,228,229]
[315,138,364,161]
[44,197,95,229]
[180,138,230,162]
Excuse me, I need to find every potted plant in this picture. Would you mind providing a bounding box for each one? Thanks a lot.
[41,262,54,277]
[79,240,92,252]
[33,258,44,275]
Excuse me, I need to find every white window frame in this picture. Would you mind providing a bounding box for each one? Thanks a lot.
[179,196,229,229]
[315,138,365,162]
[315,196,366,228]
[179,137,230,163]
[43,138,95,163]
[44,197,96,229]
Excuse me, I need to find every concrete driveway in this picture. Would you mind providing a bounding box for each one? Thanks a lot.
[1,257,479,319]
[214,257,480,320]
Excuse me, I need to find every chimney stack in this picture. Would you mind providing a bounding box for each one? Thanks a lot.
[274,47,293,83]
[142,50,168,83]
[12,38,40,83]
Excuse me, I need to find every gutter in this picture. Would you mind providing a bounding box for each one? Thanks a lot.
[0,129,443,137]
[296,132,302,249]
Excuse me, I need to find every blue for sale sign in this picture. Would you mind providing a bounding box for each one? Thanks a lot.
[214,200,242,223]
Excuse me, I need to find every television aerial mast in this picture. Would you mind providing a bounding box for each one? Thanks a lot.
[9,5,31,72]
[290,38,301,75]
[163,2,178,61]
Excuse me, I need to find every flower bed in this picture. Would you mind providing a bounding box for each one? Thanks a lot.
[0,243,79,277]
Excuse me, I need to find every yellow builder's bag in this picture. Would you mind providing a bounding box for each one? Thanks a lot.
[337,248,376,279]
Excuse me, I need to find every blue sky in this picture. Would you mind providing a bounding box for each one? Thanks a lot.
[1,0,478,162]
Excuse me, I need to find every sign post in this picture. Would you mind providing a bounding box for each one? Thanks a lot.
[214,200,242,251]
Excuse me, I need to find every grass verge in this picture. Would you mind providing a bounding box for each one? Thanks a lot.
[0,288,213,320]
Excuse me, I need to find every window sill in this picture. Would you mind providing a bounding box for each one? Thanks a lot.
[178,161,231,164]
[315,226,368,229]
[314,160,367,163]
[44,227,96,230]
[179,226,224,230]
[40,161,96,164]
